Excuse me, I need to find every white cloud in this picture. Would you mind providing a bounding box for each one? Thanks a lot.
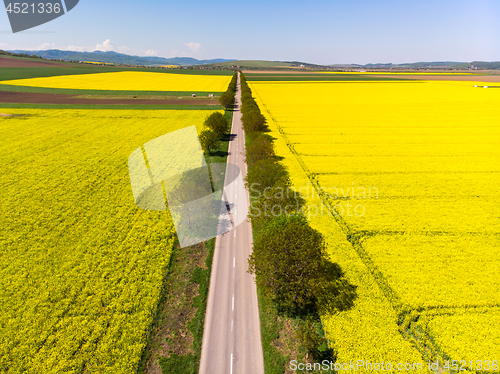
[171,49,192,57]
[169,43,203,58]
[145,49,158,56]
[37,42,55,50]
[66,45,86,52]
[0,42,9,49]
[92,42,140,55]
[95,39,114,52]
[185,42,202,54]
[117,46,133,54]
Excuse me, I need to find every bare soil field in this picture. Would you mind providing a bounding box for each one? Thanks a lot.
[0,90,220,105]
[0,56,76,68]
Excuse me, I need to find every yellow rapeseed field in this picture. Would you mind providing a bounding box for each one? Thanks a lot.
[0,108,221,373]
[0,71,232,92]
[250,79,500,370]
[424,309,500,367]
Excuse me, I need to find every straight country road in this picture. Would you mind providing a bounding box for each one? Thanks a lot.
[199,73,265,374]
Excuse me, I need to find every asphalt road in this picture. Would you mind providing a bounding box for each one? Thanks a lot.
[199,73,265,374]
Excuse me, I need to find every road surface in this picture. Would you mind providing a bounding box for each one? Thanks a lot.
[199,73,265,374]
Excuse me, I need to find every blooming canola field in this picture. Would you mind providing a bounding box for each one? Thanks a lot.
[0,71,232,92]
[250,79,500,370]
[0,108,220,373]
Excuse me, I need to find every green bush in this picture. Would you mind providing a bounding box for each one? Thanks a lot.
[248,214,328,316]
[245,133,275,167]
[246,159,290,192]
[219,90,235,109]
[242,110,268,133]
[249,185,305,233]
[218,72,237,109]
[204,112,230,137]
[199,129,220,154]
[296,317,336,362]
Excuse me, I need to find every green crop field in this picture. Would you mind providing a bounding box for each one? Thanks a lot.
[0,103,222,110]
[0,83,226,96]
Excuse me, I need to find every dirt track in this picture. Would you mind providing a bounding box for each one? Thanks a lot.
[0,91,220,105]
[0,56,78,68]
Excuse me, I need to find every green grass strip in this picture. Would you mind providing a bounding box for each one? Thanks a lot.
[0,67,123,80]
[257,288,289,374]
[0,84,224,96]
[0,103,221,110]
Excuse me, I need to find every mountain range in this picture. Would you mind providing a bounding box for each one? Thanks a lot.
[4,50,500,70]
[7,49,236,66]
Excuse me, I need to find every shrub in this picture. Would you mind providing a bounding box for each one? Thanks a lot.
[248,214,328,316]
[242,110,268,133]
[246,159,290,191]
[296,317,336,361]
[204,112,230,137]
[199,129,220,154]
[245,133,276,167]
[219,91,235,109]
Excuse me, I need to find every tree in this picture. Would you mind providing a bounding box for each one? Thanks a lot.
[240,101,260,115]
[249,214,333,316]
[241,109,268,133]
[199,129,220,154]
[249,185,305,233]
[218,72,237,109]
[246,159,290,191]
[218,91,235,109]
[249,213,357,316]
[204,112,230,137]
[245,133,275,167]
[240,92,254,106]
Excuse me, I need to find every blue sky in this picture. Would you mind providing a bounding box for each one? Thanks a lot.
[1,0,499,64]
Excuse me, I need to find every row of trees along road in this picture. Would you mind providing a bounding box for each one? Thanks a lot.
[218,71,238,109]
[199,72,238,154]
[240,72,358,362]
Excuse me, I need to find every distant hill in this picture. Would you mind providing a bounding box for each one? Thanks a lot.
[7,49,235,66]
[200,59,326,70]
[200,59,499,71]
[329,61,476,70]
[4,50,500,71]
[471,61,500,70]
